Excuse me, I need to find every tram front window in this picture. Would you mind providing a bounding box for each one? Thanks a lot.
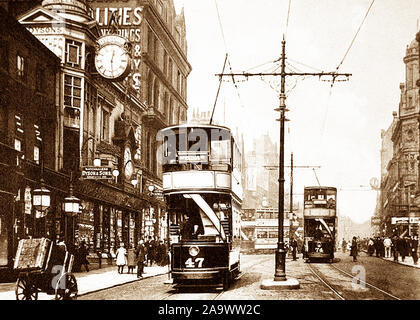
[306,219,334,240]
[180,213,204,240]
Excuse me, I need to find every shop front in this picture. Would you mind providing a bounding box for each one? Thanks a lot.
[75,179,146,267]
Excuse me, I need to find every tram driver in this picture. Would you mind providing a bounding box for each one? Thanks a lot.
[181,213,204,240]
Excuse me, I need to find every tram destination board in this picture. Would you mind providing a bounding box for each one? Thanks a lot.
[81,166,113,180]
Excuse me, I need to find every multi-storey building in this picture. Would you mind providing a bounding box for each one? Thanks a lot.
[0,5,60,280]
[379,38,420,237]
[0,0,191,276]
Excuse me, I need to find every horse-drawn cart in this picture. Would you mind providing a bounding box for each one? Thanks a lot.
[14,238,78,300]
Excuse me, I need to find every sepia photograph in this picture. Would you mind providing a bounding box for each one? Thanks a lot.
[0,0,419,310]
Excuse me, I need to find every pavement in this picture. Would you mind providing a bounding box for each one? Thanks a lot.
[359,249,420,269]
[0,264,169,300]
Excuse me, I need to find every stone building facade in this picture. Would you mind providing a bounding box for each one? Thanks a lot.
[379,38,420,236]
[0,0,191,278]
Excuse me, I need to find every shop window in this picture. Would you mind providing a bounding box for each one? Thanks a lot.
[16,54,26,82]
[65,39,82,67]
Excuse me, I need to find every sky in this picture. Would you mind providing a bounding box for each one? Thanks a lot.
[173,0,420,224]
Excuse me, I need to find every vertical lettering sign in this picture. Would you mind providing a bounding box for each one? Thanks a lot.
[89,0,143,91]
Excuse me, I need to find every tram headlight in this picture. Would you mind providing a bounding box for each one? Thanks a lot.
[189,246,200,257]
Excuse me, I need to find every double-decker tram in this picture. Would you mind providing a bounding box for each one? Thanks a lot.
[303,186,337,263]
[158,124,243,290]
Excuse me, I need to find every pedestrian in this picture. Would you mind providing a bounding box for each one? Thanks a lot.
[156,240,166,266]
[290,237,298,261]
[411,235,419,265]
[350,236,358,262]
[342,238,347,253]
[399,237,409,262]
[392,235,399,261]
[374,237,380,257]
[145,236,153,267]
[116,243,127,274]
[368,238,374,256]
[135,239,146,278]
[78,240,90,272]
[127,244,137,274]
[383,236,392,258]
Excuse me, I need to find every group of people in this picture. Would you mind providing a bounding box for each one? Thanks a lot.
[115,237,169,278]
[366,235,418,264]
[342,234,419,265]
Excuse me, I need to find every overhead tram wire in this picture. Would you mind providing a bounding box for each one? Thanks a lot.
[214,0,245,109]
[319,0,375,161]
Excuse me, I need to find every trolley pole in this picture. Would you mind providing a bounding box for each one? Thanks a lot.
[216,35,351,289]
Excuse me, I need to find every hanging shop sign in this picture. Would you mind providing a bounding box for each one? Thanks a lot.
[24,186,32,215]
[81,166,113,179]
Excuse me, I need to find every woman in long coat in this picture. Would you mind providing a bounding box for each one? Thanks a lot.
[116,243,127,274]
[350,236,358,262]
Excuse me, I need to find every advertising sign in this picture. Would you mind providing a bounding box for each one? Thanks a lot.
[81,167,113,179]
[391,217,409,225]
[90,0,143,91]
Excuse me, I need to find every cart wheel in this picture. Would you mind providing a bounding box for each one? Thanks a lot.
[15,276,38,300]
[55,273,78,300]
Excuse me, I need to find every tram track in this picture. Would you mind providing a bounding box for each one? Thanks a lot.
[162,255,272,300]
[306,262,401,300]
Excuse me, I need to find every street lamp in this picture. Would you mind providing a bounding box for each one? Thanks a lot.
[32,178,51,218]
[63,180,80,217]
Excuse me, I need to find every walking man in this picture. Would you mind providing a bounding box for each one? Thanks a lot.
[350,236,358,262]
[291,237,298,261]
[383,236,392,258]
[135,239,146,278]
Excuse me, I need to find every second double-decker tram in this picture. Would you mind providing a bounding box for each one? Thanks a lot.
[158,124,243,289]
[303,186,337,263]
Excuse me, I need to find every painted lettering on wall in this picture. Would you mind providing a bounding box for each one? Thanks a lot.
[93,6,143,91]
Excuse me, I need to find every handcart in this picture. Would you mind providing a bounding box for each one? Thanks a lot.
[13,238,78,300]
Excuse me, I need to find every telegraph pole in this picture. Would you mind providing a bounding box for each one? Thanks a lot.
[217,36,351,288]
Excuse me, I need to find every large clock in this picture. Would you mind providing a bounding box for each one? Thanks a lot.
[95,35,131,80]
[124,146,133,178]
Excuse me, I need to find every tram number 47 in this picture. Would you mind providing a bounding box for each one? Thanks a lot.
[185,257,204,268]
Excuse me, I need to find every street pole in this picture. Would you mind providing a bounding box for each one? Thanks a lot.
[216,35,351,289]
[274,37,287,281]
[290,152,293,215]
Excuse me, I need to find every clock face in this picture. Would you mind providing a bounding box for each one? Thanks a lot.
[95,44,130,79]
[124,146,133,177]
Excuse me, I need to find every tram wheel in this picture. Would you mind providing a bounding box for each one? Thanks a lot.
[55,273,78,300]
[15,276,38,300]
